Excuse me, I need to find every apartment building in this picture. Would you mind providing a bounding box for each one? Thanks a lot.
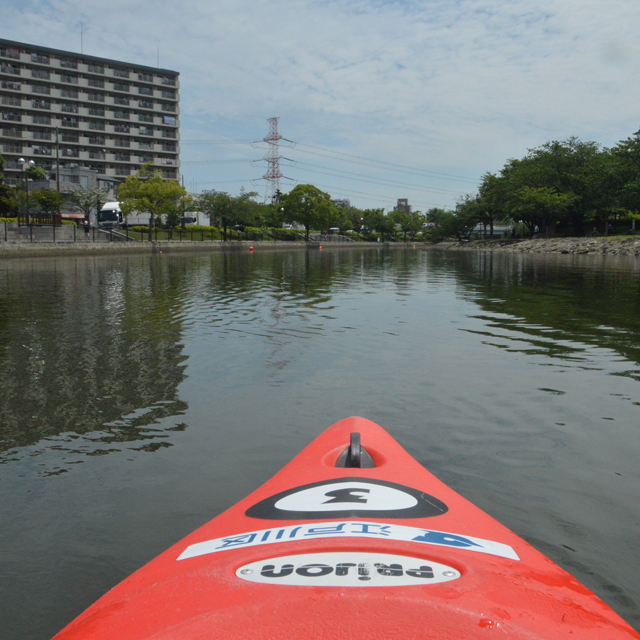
[0,38,179,187]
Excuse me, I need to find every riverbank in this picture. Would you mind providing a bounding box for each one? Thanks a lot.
[445,236,640,256]
[0,240,396,259]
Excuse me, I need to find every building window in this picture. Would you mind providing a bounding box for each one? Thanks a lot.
[114,138,130,148]
[162,142,176,152]
[88,64,104,74]
[161,103,175,112]
[87,92,105,102]
[61,117,79,128]
[88,107,105,117]
[162,116,176,126]
[1,111,21,122]
[89,120,105,130]
[138,113,153,123]
[138,141,154,150]
[32,99,51,110]
[33,129,51,140]
[33,145,52,155]
[61,103,79,113]
[61,174,80,183]
[2,127,21,138]
[61,89,78,99]
[161,90,175,99]
[31,53,50,64]
[139,100,153,109]
[115,166,130,176]
[60,58,78,69]
[60,74,78,84]
[61,133,79,142]
[113,83,129,92]
[2,142,23,153]
[1,80,21,90]
[138,86,153,96]
[1,63,21,75]
[161,76,176,86]
[31,69,50,80]
[0,47,20,60]
[1,96,21,106]
[89,150,106,160]
[88,78,104,88]
[113,68,130,78]
[114,124,130,133]
[62,147,79,157]
[138,73,153,82]
[161,129,175,138]
[113,110,130,120]
[114,96,130,106]
[33,114,51,124]
[88,136,105,145]
[115,153,130,161]
[138,154,153,163]
[138,126,153,136]
[32,84,50,95]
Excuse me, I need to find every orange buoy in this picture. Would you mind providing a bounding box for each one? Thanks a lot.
[319,245,323,250]
[249,246,254,252]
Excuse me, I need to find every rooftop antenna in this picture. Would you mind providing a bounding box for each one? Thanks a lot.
[157,47,160,68]
[262,117,284,203]
[81,23,84,54]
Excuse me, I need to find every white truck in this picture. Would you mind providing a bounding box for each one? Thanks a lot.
[98,202,154,229]
[180,211,210,226]
[99,203,209,229]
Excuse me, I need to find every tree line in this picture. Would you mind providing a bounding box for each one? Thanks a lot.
[4,127,640,239]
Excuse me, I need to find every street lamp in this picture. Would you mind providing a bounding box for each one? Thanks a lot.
[17,158,36,224]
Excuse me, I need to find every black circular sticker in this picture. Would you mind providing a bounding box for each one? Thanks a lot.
[245,477,448,520]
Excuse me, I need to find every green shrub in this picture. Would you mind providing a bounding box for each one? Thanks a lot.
[0,217,18,223]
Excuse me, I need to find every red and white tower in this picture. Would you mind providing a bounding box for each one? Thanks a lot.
[262,117,284,203]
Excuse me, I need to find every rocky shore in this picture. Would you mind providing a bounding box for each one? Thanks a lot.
[447,237,640,256]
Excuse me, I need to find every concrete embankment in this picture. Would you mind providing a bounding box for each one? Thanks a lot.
[0,240,394,259]
[444,237,640,256]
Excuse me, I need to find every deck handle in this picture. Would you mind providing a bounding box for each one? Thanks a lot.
[335,432,375,468]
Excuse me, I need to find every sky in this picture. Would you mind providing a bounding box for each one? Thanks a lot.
[3,0,640,211]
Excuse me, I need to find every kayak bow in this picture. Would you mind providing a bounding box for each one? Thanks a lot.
[54,417,640,639]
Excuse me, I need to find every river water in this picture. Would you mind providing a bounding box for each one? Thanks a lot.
[1,247,639,638]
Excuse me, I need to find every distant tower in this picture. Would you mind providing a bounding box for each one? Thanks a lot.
[262,117,284,203]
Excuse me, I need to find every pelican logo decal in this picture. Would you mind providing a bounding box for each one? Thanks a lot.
[236,552,461,587]
[245,477,448,520]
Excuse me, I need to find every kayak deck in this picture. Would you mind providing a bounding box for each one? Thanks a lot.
[53,417,640,639]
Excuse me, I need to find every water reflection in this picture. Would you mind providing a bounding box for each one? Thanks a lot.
[2,248,640,638]
[0,256,188,471]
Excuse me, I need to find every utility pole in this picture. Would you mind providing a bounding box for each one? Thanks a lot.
[55,127,60,193]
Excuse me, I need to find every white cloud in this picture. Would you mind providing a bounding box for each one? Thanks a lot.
[3,0,640,208]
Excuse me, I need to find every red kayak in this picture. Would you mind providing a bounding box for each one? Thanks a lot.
[54,417,640,639]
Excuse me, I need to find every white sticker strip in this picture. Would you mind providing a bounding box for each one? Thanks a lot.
[177,521,520,561]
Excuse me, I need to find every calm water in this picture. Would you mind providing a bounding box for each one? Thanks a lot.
[1,248,639,638]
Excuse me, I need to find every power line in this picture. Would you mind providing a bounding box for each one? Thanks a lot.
[180,138,478,184]
[288,161,468,196]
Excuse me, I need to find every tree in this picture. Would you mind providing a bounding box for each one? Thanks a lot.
[118,163,187,240]
[282,184,335,241]
[31,189,65,216]
[198,191,235,241]
[67,186,109,223]
[510,186,576,237]
[0,151,18,217]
